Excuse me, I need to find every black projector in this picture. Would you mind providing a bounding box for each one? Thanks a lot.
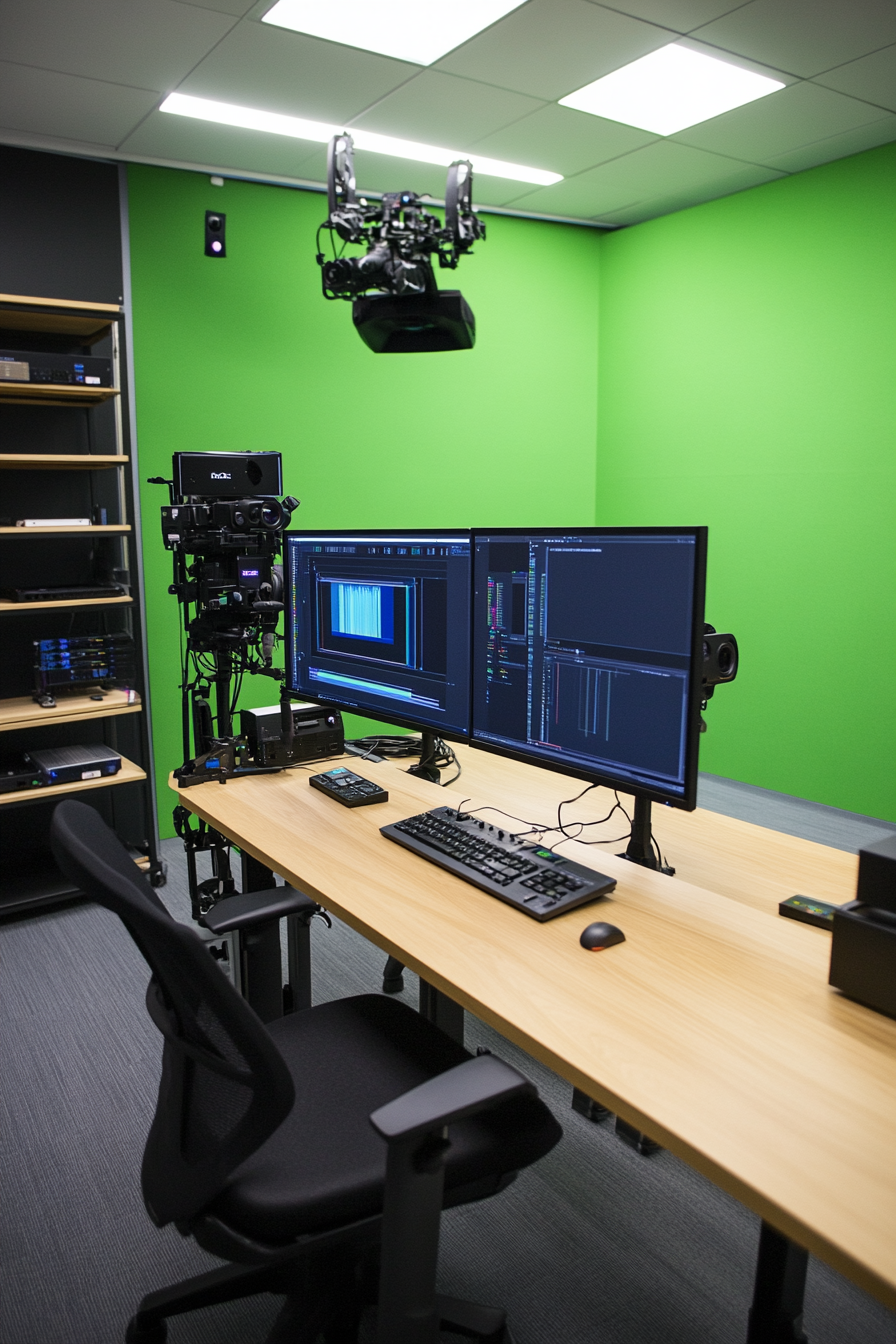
[352,291,476,353]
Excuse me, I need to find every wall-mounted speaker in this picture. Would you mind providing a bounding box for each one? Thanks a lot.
[205,211,226,258]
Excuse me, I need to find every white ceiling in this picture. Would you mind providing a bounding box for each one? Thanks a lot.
[1,0,895,226]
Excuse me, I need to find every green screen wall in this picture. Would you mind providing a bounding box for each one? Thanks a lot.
[126,164,601,834]
[128,144,896,834]
[596,143,896,822]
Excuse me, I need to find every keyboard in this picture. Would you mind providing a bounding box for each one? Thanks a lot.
[380,806,616,921]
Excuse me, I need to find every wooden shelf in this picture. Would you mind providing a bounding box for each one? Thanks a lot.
[0,382,119,406]
[0,454,128,470]
[0,595,132,613]
[0,690,141,734]
[0,753,146,806]
[0,293,119,343]
[0,524,130,535]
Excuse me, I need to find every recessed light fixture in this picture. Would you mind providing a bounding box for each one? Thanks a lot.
[559,44,785,136]
[261,0,527,66]
[159,93,563,186]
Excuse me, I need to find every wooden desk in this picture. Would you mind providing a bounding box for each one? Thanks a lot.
[171,749,896,1319]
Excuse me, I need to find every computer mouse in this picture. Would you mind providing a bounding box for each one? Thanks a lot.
[580,921,626,951]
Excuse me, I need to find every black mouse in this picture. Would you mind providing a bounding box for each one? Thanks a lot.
[580,921,626,951]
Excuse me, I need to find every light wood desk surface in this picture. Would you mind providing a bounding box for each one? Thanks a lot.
[172,749,895,1313]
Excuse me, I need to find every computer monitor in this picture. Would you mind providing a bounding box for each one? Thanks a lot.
[470,528,707,814]
[284,531,472,741]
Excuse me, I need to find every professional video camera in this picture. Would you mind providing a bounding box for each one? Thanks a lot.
[316,133,486,353]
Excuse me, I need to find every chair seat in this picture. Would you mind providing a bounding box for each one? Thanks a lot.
[208,994,562,1244]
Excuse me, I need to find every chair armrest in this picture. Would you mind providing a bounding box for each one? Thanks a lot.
[200,886,320,934]
[369,1053,535,1144]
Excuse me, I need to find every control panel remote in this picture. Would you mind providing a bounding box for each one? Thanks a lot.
[309,767,388,807]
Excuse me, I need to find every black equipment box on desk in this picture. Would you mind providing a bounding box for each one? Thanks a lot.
[0,349,113,387]
[240,702,344,767]
[830,834,896,1019]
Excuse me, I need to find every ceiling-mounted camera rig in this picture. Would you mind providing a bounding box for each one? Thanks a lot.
[148,451,299,918]
[316,132,486,352]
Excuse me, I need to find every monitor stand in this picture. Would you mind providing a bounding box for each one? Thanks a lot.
[406,730,442,784]
[620,796,675,876]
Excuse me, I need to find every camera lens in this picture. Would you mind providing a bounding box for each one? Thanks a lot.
[261,501,284,530]
[208,215,223,232]
[718,643,735,677]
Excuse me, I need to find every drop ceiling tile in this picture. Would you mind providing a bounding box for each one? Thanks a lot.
[591,162,786,224]
[351,70,545,148]
[434,0,671,101]
[467,102,658,176]
[174,0,257,13]
[692,0,896,79]
[504,138,781,217]
[179,21,418,122]
[759,113,896,173]
[673,79,891,163]
[813,44,896,114]
[119,109,325,177]
[0,62,158,146]
[0,0,235,91]
[586,1,752,33]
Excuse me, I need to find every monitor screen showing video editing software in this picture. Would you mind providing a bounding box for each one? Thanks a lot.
[471,529,707,807]
[285,532,471,738]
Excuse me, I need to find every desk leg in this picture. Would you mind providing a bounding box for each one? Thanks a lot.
[286,911,313,1012]
[239,852,283,1024]
[746,1222,809,1344]
[419,980,464,1046]
[571,1088,612,1123]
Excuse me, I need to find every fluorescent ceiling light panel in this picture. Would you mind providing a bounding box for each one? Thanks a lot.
[559,44,785,136]
[159,93,562,185]
[262,0,527,66]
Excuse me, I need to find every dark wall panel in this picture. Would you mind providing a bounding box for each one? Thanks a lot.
[0,145,122,304]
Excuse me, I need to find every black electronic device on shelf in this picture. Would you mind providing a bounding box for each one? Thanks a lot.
[0,582,127,603]
[33,633,136,701]
[284,530,472,783]
[0,348,113,386]
[381,806,616,920]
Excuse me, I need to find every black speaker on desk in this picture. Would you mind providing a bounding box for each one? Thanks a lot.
[830,834,896,1018]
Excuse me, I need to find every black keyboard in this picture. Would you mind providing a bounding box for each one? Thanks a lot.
[381,806,616,921]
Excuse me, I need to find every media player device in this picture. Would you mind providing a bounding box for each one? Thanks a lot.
[0,349,112,387]
[28,744,122,785]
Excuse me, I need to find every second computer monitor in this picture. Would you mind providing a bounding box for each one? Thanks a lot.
[471,528,707,808]
[285,531,472,738]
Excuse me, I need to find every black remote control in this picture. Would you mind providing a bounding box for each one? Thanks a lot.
[309,767,388,807]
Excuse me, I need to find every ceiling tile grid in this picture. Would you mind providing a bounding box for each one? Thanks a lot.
[0,0,893,227]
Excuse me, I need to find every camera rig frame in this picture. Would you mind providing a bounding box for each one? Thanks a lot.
[316,132,485,301]
[149,458,299,919]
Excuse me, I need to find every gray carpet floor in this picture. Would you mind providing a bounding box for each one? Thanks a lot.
[2,775,895,1344]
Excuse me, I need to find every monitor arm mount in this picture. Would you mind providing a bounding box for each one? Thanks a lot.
[316,133,485,302]
[621,623,739,876]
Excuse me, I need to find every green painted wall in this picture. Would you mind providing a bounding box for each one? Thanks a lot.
[127,164,601,834]
[596,144,896,821]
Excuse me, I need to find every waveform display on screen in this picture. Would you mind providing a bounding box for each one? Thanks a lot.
[330,581,393,642]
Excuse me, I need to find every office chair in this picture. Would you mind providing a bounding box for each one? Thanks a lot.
[50,800,562,1344]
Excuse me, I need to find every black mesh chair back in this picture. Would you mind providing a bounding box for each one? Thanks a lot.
[50,800,295,1228]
